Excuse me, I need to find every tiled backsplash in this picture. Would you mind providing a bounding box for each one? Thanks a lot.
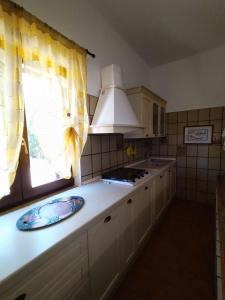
[82,95,225,204]
[81,95,151,182]
[151,107,225,204]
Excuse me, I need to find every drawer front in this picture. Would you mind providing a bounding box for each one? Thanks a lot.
[88,207,120,300]
[2,233,88,300]
[33,258,89,300]
[66,280,90,300]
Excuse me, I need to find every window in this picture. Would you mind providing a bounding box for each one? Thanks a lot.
[0,67,74,212]
[0,2,88,212]
[22,65,65,188]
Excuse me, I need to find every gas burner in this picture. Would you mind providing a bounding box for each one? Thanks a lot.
[102,167,149,186]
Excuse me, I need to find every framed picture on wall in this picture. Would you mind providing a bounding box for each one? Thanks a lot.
[184,126,213,144]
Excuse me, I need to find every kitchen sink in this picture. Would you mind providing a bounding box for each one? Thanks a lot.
[148,158,173,167]
[134,158,174,170]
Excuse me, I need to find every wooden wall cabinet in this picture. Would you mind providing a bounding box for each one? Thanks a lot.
[125,86,167,138]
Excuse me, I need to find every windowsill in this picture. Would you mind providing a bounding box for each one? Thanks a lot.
[0,175,101,217]
[0,183,77,216]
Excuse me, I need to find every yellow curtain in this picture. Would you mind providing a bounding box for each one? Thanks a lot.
[19,20,89,185]
[0,6,24,198]
[0,0,89,198]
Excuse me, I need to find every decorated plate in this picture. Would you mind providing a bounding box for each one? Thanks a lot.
[16,196,85,231]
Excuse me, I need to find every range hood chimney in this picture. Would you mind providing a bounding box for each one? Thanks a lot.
[89,64,142,134]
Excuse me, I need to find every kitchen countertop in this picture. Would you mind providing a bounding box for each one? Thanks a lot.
[216,175,225,300]
[0,158,176,286]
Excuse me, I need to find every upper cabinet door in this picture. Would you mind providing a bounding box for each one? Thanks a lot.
[160,106,166,136]
[153,102,159,136]
[126,86,167,139]
[143,98,152,138]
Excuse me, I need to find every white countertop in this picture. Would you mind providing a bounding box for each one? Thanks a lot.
[0,158,176,285]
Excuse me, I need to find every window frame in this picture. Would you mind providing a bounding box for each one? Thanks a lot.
[0,89,75,214]
[0,162,23,213]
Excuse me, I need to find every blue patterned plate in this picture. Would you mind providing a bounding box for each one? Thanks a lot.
[16,196,85,231]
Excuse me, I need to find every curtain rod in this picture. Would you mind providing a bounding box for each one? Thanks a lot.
[1,0,96,58]
[86,49,96,58]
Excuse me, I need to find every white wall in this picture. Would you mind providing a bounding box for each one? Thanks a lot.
[14,0,150,96]
[149,45,225,112]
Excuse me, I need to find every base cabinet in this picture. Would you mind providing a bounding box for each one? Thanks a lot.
[133,183,152,246]
[119,197,135,268]
[153,170,170,219]
[164,170,170,205]
[88,165,176,300]
[154,174,165,217]
[1,165,176,300]
[1,233,89,300]
[88,183,153,300]
[88,207,120,300]
[169,166,176,200]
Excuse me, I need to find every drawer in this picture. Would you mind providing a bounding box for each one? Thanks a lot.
[33,258,89,300]
[1,232,88,300]
[66,280,90,300]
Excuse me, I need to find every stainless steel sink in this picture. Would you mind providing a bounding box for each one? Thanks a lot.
[134,158,174,170]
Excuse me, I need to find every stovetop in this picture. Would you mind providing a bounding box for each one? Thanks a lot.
[102,167,148,185]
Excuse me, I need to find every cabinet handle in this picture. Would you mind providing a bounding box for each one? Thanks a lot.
[145,186,148,190]
[104,216,111,223]
[127,198,132,204]
[15,294,27,300]
[145,134,149,137]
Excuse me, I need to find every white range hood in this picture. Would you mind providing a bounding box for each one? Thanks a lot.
[89,65,142,134]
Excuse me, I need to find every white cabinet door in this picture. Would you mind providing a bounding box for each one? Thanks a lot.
[88,207,120,300]
[164,169,170,206]
[154,175,163,217]
[169,166,176,201]
[133,183,152,246]
[120,197,135,268]
[150,179,157,223]
[154,172,168,218]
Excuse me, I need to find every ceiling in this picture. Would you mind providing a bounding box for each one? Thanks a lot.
[90,0,225,67]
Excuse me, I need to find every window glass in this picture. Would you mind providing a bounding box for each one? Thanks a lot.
[22,67,65,187]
